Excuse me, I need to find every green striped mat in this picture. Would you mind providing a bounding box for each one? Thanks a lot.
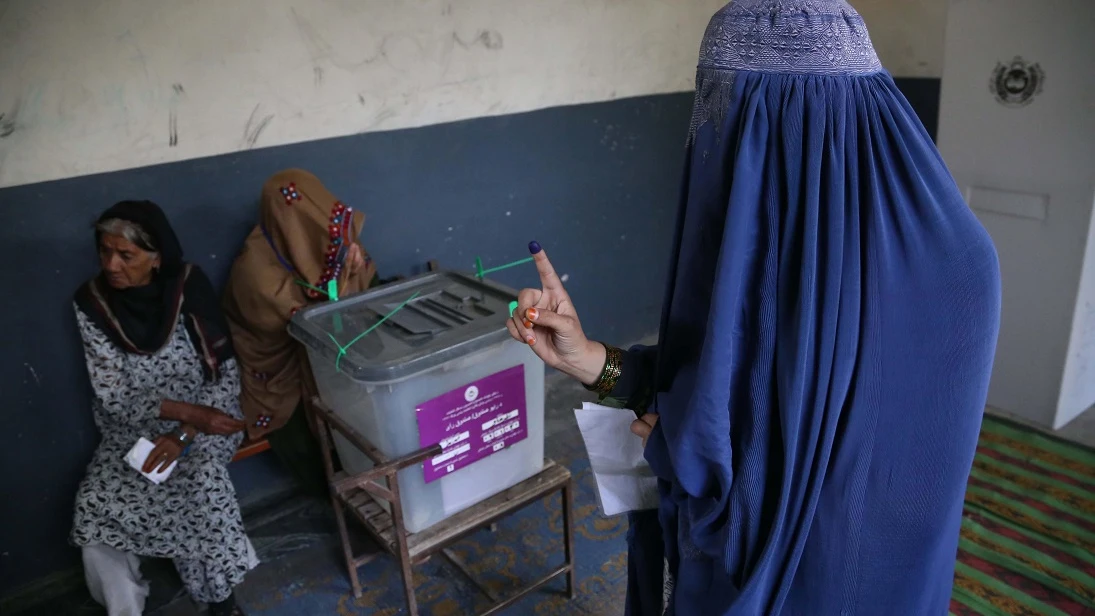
[950,415,1095,615]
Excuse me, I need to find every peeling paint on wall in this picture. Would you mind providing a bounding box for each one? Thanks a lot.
[0,0,947,189]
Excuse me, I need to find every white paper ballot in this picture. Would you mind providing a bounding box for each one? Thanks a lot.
[125,437,178,484]
[574,402,659,516]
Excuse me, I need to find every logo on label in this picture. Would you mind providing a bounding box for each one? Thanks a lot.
[990,56,1044,107]
[464,386,480,402]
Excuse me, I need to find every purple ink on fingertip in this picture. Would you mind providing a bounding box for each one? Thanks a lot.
[528,241,542,254]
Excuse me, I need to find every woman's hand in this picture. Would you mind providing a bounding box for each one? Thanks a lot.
[345,243,366,277]
[630,413,659,448]
[142,434,184,474]
[161,400,244,435]
[191,408,245,435]
[507,242,607,385]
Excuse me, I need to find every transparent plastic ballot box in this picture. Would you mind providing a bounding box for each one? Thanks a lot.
[288,271,546,533]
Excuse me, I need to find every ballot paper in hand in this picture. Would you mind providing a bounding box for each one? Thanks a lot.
[574,402,659,517]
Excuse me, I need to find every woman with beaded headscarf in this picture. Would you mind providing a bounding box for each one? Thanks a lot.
[222,169,377,494]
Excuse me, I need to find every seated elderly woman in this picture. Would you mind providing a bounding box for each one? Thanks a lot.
[71,200,256,616]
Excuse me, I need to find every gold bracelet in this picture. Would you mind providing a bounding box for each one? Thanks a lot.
[585,344,623,397]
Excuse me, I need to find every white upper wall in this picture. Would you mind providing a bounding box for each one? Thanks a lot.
[855,0,947,77]
[0,0,945,189]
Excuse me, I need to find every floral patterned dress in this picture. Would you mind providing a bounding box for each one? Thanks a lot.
[70,306,256,603]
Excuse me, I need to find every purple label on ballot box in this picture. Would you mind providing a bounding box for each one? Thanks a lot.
[416,365,528,484]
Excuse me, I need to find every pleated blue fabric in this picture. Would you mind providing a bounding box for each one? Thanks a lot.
[643,2,1002,614]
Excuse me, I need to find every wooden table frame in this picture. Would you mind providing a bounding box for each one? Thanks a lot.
[311,399,576,615]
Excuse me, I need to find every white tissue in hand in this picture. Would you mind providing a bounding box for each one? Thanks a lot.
[125,437,177,484]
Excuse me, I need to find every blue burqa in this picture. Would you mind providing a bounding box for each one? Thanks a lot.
[643,2,1002,614]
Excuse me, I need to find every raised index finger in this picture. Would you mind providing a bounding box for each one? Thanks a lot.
[528,241,564,292]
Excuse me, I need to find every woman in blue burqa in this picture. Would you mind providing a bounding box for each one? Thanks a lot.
[509,1,1001,614]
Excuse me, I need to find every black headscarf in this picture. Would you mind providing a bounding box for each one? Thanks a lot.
[74,200,235,382]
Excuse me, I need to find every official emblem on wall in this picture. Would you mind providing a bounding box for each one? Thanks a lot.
[990,56,1044,107]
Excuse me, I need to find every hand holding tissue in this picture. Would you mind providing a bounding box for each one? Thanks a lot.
[125,437,178,484]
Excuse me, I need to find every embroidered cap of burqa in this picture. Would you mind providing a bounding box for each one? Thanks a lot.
[643,2,1002,614]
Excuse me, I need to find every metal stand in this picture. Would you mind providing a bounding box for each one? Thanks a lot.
[312,399,576,615]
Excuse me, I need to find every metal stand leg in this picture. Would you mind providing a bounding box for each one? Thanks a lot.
[315,413,364,598]
[563,480,576,599]
[389,473,419,616]
[332,500,363,598]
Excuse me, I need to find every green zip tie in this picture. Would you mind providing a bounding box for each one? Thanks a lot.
[294,278,339,301]
[475,256,535,279]
[508,301,519,317]
[325,291,421,372]
[294,279,328,295]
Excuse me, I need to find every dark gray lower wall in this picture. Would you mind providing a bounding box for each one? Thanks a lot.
[896,77,941,141]
[0,78,939,596]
